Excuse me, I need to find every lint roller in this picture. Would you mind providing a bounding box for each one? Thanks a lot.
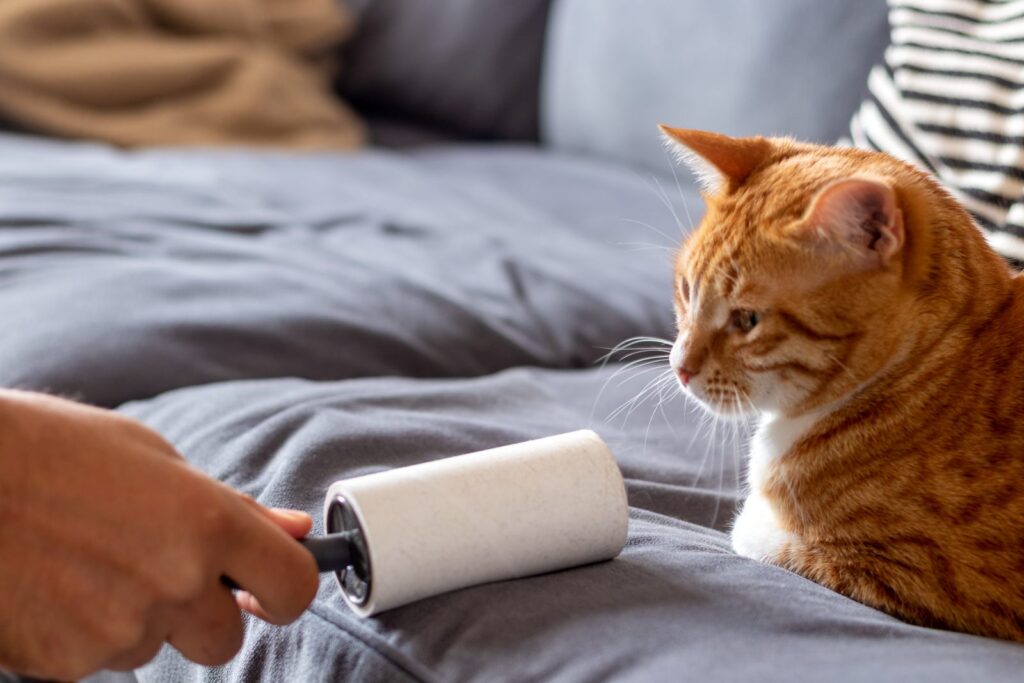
[282,430,629,617]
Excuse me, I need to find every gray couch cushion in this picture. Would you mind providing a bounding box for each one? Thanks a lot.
[0,132,685,407]
[542,0,890,173]
[127,369,1024,682]
[338,0,551,142]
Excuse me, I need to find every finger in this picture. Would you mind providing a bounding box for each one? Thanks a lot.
[236,495,313,538]
[101,604,176,672]
[220,499,319,625]
[167,581,245,667]
[264,508,313,538]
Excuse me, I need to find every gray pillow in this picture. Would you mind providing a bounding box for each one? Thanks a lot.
[338,0,551,141]
[542,0,890,172]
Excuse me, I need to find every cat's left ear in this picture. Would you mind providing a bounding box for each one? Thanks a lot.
[659,125,771,193]
[797,177,904,268]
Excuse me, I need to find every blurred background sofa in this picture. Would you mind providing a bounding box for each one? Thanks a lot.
[336,0,887,167]
[4,1,1024,681]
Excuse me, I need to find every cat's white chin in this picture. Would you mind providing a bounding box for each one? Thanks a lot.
[704,401,754,421]
[678,384,756,421]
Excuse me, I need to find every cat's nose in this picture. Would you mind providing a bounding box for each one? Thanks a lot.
[671,336,705,386]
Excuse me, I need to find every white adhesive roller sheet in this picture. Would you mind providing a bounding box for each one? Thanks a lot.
[323,429,629,616]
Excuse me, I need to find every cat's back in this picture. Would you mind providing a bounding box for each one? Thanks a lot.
[964,272,1024,450]
[886,273,1024,528]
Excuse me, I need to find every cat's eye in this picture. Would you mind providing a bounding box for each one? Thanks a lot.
[678,276,690,303]
[732,309,761,333]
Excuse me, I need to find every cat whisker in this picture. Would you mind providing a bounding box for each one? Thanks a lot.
[730,395,745,508]
[616,242,677,254]
[605,368,675,424]
[602,352,670,373]
[589,335,675,428]
[601,350,671,371]
[589,358,672,428]
[614,370,677,424]
[605,335,675,348]
[651,175,688,240]
[612,345,673,357]
[595,335,674,367]
[731,387,758,498]
[687,397,718,495]
[654,377,682,440]
[664,147,697,238]
[617,218,679,250]
[642,373,679,462]
[612,360,673,390]
[710,416,728,529]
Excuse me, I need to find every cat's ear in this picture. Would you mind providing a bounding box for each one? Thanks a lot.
[797,177,904,267]
[659,125,771,193]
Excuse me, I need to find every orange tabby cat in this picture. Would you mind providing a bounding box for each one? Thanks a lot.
[661,126,1024,642]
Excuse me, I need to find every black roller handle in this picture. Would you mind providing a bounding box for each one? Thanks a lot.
[221,531,358,591]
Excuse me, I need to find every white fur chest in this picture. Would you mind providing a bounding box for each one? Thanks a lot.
[732,411,822,562]
[746,411,822,493]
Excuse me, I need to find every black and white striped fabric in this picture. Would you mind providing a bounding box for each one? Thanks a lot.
[849,0,1024,263]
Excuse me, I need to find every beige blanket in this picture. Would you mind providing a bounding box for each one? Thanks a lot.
[0,0,365,149]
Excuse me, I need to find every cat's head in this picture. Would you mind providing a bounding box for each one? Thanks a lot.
[663,127,922,419]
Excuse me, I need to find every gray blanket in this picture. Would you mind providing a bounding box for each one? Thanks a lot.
[1,133,1020,681]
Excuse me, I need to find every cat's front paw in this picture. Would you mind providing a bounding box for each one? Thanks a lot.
[731,493,797,564]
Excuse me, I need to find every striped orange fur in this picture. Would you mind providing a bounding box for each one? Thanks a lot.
[662,127,1024,642]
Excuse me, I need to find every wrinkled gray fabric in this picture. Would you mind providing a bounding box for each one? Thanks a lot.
[0,133,684,406]
[2,133,1022,681]
[124,369,1024,682]
[542,0,890,172]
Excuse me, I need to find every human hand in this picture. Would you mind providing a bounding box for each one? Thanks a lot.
[0,391,319,680]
